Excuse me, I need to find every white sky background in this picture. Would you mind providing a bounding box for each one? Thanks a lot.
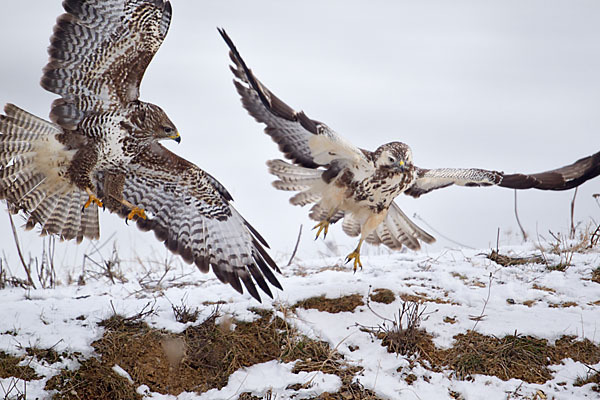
[0,1,599,272]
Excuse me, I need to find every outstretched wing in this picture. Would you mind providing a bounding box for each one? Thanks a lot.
[499,150,600,190]
[42,0,172,128]
[405,167,503,198]
[95,143,282,302]
[405,150,600,198]
[219,28,370,169]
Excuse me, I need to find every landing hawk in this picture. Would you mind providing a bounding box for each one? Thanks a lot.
[220,29,600,269]
[0,1,282,301]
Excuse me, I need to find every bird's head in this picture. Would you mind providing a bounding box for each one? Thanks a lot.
[374,142,413,172]
[134,102,181,144]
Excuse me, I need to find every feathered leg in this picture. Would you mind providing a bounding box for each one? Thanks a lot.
[345,211,386,271]
[102,172,146,222]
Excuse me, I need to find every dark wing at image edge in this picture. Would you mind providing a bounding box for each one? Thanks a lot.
[499,150,600,190]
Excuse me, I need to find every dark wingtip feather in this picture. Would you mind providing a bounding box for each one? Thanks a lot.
[247,263,273,299]
[240,273,262,302]
[218,28,273,114]
[226,268,244,295]
[499,150,600,191]
[242,216,270,248]
[253,243,283,290]
[195,256,210,273]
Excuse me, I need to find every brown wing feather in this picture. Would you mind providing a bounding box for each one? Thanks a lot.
[220,28,372,171]
[406,150,600,198]
[41,0,172,128]
[219,28,323,169]
[499,150,600,190]
[95,143,281,302]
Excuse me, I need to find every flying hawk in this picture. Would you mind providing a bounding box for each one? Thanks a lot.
[219,29,600,270]
[0,1,282,302]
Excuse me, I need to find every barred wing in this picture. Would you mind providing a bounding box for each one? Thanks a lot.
[405,150,600,198]
[42,0,172,128]
[96,143,282,301]
[405,168,503,198]
[220,28,370,170]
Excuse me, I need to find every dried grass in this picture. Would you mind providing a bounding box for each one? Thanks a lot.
[43,306,371,398]
[369,288,395,304]
[0,351,38,381]
[46,357,140,400]
[293,294,364,313]
[487,250,543,267]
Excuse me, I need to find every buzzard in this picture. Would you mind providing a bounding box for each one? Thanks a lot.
[220,29,600,270]
[0,1,282,302]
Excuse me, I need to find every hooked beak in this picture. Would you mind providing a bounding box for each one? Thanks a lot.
[395,160,405,172]
[170,132,181,144]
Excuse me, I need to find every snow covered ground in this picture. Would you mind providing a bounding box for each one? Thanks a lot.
[0,237,599,399]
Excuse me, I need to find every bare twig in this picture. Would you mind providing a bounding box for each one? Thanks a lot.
[412,213,475,249]
[287,224,303,266]
[470,272,493,330]
[590,223,600,248]
[109,300,157,323]
[496,228,500,253]
[514,190,528,242]
[7,213,36,289]
[570,187,578,239]
[0,376,26,399]
[584,363,600,375]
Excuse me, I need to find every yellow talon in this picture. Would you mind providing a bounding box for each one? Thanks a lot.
[83,191,103,209]
[127,206,147,220]
[313,220,330,240]
[345,238,364,272]
[345,250,363,272]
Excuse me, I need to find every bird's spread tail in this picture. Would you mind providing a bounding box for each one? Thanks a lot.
[0,103,99,242]
[267,159,323,206]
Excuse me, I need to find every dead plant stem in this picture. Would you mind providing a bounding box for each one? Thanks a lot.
[8,213,36,289]
[514,190,528,242]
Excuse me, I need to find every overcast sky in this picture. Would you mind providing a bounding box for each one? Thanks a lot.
[0,1,599,273]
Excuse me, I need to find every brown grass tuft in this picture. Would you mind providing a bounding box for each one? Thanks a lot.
[310,381,383,399]
[45,357,140,400]
[574,371,600,392]
[438,332,553,383]
[294,294,364,313]
[399,292,458,305]
[369,288,395,304]
[374,328,600,385]
[361,301,434,361]
[551,336,600,365]
[487,250,543,267]
[25,347,70,365]
[0,351,39,381]
[171,300,200,324]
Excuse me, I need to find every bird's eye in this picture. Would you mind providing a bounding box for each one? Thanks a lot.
[164,126,174,134]
[388,156,396,163]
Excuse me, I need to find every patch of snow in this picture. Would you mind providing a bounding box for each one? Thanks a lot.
[112,364,134,384]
